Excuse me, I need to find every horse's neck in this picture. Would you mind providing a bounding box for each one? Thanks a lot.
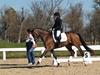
[38,30,49,38]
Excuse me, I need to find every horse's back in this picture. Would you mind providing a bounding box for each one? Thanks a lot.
[65,31,78,36]
[65,31,81,43]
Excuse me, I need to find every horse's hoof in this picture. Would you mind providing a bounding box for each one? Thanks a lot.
[57,63,60,67]
[68,60,70,66]
[36,61,40,65]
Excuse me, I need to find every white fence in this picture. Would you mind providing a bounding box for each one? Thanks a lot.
[0,45,100,61]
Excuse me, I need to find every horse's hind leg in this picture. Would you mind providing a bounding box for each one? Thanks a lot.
[75,45,84,57]
[66,45,75,57]
[78,46,84,57]
[66,45,75,66]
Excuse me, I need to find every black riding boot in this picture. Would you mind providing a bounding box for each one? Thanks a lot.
[55,37,60,47]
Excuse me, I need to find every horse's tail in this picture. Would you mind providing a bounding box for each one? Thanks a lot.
[77,33,95,55]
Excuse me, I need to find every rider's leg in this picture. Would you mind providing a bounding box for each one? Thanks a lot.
[56,30,61,44]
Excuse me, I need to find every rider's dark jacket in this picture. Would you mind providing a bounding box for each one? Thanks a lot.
[52,17,62,30]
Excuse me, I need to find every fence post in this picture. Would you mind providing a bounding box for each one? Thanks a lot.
[3,51,6,61]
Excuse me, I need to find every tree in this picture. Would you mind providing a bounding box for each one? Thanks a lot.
[94,0,100,7]
[31,0,64,29]
[0,7,9,40]
[4,7,18,42]
[20,15,35,42]
[0,0,73,42]
[64,3,84,33]
[17,8,26,43]
[89,0,100,44]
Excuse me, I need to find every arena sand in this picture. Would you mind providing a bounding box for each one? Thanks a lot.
[0,58,100,75]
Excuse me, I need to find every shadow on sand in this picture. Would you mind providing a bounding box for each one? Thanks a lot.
[0,64,63,69]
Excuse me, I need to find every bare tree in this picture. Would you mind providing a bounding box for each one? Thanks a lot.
[94,0,100,7]
[17,8,26,43]
[21,15,34,42]
[4,7,19,42]
[0,0,71,42]
[89,0,100,44]
[0,7,9,40]
[31,0,64,29]
[64,3,83,33]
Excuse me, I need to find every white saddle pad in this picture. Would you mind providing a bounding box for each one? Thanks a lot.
[60,32,67,42]
[52,31,67,42]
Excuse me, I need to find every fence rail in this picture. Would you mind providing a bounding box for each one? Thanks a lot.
[0,45,100,60]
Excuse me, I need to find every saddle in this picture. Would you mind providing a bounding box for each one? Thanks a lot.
[52,30,67,43]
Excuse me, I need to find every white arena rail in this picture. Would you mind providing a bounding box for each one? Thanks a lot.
[0,47,45,61]
[0,45,100,61]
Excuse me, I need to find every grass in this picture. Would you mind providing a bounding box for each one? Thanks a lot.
[0,40,25,48]
[0,40,44,48]
[0,51,69,59]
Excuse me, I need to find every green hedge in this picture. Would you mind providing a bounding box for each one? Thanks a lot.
[0,40,25,48]
[0,40,43,48]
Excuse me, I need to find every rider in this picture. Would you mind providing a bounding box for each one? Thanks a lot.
[52,12,62,44]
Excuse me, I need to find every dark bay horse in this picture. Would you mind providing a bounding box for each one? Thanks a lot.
[32,28,94,66]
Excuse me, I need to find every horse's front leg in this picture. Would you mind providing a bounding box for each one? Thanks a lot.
[36,50,48,65]
[50,49,60,67]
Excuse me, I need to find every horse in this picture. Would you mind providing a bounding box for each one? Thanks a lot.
[31,28,95,66]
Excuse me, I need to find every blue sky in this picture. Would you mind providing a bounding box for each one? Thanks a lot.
[0,0,31,10]
[0,0,94,13]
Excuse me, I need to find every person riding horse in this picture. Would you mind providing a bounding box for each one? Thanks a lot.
[52,12,62,45]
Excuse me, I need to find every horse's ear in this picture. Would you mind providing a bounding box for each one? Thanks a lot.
[31,29,33,32]
[30,28,34,33]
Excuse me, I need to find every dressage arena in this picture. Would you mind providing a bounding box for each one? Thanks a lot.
[0,58,100,75]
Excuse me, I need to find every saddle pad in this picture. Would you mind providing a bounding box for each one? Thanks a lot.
[60,32,67,42]
[52,31,67,42]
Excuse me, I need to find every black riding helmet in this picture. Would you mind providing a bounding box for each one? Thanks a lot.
[54,12,60,17]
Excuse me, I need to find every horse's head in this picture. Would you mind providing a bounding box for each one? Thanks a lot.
[31,28,40,42]
[32,28,50,41]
